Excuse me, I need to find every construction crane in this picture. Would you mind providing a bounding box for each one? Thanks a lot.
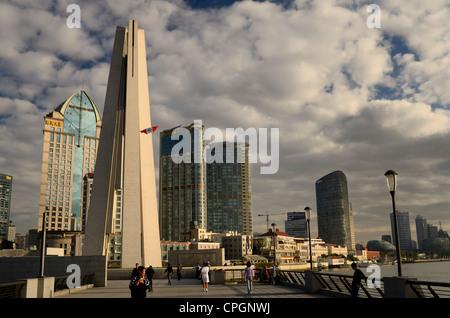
[257,212,288,231]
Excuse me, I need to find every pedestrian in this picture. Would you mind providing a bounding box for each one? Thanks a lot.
[244,261,254,294]
[131,263,139,278]
[350,262,367,298]
[177,263,182,280]
[165,263,173,285]
[146,265,155,292]
[129,266,150,298]
[264,266,270,283]
[195,263,201,281]
[200,262,210,292]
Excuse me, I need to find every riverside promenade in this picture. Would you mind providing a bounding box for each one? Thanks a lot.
[55,278,331,299]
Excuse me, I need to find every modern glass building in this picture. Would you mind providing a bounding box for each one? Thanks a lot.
[38,90,101,233]
[284,212,306,238]
[159,122,205,241]
[415,215,428,250]
[315,170,354,251]
[206,141,252,236]
[0,173,13,240]
[390,210,413,252]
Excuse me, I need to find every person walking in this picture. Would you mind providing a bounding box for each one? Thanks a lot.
[200,262,210,292]
[146,265,155,292]
[129,266,150,298]
[350,262,367,298]
[165,263,173,285]
[244,261,254,294]
[177,263,182,280]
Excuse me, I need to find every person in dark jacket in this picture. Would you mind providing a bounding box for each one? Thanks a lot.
[351,262,367,298]
[131,263,139,278]
[146,265,155,292]
[129,266,150,298]
[177,263,182,280]
[165,264,173,285]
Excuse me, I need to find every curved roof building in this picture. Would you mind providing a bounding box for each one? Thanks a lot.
[315,170,353,251]
[38,90,101,235]
[367,240,396,252]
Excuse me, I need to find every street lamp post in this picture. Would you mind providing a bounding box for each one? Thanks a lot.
[385,170,403,277]
[271,223,277,267]
[271,223,277,285]
[305,207,313,270]
[39,212,47,278]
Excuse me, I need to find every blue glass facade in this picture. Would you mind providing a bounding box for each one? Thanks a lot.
[62,91,99,229]
[159,124,205,241]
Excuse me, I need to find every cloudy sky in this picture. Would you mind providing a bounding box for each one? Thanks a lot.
[1,0,450,245]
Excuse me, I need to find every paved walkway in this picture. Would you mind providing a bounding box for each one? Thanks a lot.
[56,278,330,299]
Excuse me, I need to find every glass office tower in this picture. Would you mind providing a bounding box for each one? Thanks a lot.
[38,90,101,232]
[315,170,354,251]
[159,122,205,241]
[0,173,13,240]
[206,142,252,236]
[390,210,413,252]
[284,212,306,238]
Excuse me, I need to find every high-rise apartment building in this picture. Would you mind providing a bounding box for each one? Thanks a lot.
[390,210,413,251]
[206,141,252,236]
[159,122,205,241]
[315,170,354,251]
[37,90,101,233]
[284,212,306,238]
[0,173,13,240]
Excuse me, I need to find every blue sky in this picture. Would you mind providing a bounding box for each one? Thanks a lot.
[1,0,450,244]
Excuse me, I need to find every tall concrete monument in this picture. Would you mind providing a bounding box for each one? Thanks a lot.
[83,20,161,268]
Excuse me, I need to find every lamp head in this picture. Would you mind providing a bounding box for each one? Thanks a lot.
[384,170,398,193]
[304,206,312,220]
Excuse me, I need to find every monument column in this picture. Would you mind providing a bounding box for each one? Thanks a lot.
[83,20,162,268]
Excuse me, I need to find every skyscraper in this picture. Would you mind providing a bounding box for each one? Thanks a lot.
[159,122,205,241]
[0,173,13,240]
[83,20,161,268]
[415,215,428,250]
[390,210,413,251]
[37,90,101,233]
[315,170,354,251]
[206,141,252,235]
[284,212,306,238]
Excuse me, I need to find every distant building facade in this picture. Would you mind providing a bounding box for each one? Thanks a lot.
[390,210,413,252]
[284,212,307,238]
[0,173,13,240]
[206,141,252,236]
[159,123,205,241]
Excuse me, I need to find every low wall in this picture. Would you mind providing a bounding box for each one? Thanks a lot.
[108,267,198,280]
[0,256,107,287]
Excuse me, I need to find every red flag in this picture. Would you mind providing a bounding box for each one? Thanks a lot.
[140,126,159,134]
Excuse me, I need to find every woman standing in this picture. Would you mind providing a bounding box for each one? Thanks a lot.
[244,261,254,294]
[200,262,210,292]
